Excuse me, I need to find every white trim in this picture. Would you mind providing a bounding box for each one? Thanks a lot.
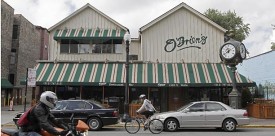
[48,4,128,32]
[140,2,226,33]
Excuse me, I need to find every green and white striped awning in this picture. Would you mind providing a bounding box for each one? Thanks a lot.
[1,78,13,89]
[53,28,126,40]
[33,62,255,87]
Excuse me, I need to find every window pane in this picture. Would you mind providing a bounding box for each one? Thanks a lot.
[102,44,113,53]
[79,44,91,53]
[12,25,18,39]
[115,44,123,53]
[60,44,69,53]
[60,40,70,53]
[70,40,79,53]
[92,44,101,53]
[10,52,16,64]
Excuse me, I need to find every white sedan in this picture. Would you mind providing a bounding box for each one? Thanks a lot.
[151,101,250,132]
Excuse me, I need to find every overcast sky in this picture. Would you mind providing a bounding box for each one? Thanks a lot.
[4,0,275,57]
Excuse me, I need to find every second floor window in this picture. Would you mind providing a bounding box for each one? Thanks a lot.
[60,39,122,54]
[12,25,19,39]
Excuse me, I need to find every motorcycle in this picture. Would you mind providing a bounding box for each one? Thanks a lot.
[1,113,89,136]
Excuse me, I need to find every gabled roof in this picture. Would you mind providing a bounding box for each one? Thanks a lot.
[48,3,128,32]
[140,2,227,32]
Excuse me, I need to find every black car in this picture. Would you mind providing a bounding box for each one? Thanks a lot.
[13,100,119,130]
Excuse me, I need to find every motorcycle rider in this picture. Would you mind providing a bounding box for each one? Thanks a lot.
[19,91,68,136]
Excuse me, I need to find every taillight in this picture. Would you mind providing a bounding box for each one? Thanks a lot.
[112,111,118,117]
[243,111,248,117]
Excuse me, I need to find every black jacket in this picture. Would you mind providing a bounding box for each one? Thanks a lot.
[21,102,66,135]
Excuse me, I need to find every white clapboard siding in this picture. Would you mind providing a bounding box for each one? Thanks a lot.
[49,6,129,61]
[141,8,224,63]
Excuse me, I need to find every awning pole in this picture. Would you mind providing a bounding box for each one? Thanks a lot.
[102,86,105,104]
[148,87,150,99]
[24,68,28,112]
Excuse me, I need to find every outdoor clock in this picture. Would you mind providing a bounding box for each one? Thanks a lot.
[220,43,236,60]
[239,43,246,59]
[220,38,246,66]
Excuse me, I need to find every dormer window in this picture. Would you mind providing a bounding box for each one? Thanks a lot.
[56,28,125,54]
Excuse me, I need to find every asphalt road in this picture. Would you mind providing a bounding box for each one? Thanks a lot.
[2,125,275,136]
[90,128,275,136]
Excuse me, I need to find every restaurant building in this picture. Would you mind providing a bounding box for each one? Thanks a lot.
[32,3,255,113]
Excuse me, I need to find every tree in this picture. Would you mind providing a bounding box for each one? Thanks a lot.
[272,43,275,50]
[241,87,252,108]
[204,9,250,42]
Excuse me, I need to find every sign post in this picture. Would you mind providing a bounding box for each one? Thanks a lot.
[24,68,36,111]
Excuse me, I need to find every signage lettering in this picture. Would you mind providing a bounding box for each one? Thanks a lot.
[158,83,166,87]
[164,34,207,52]
[99,82,106,86]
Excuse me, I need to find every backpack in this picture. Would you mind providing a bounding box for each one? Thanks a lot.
[17,106,35,127]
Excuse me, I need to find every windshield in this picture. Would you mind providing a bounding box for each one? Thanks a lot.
[177,102,194,112]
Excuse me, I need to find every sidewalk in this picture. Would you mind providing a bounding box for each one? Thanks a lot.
[2,104,275,128]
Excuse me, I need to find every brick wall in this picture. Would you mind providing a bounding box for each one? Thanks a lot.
[1,0,14,79]
[12,15,40,87]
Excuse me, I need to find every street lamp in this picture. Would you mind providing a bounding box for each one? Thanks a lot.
[122,31,131,122]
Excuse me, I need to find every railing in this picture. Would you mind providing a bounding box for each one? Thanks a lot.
[247,99,275,119]
[129,104,142,117]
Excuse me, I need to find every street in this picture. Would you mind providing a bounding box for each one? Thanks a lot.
[2,125,275,136]
[90,128,275,136]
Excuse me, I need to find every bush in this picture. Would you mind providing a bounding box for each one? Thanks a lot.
[241,87,252,108]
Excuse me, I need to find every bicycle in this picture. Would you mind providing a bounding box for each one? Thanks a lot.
[125,114,164,134]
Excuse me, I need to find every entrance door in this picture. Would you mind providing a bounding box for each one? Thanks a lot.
[168,88,185,111]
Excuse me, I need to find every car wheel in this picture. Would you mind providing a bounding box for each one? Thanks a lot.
[87,117,102,131]
[222,118,236,132]
[164,118,178,132]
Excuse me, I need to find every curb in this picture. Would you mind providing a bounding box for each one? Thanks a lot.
[238,125,275,128]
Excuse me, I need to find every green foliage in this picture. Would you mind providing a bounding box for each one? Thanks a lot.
[271,42,275,50]
[204,9,250,42]
[241,87,252,108]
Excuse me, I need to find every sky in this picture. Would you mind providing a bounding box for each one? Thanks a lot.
[4,0,275,57]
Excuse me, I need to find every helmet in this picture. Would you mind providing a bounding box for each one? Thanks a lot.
[40,91,58,109]
[139,94,146,99]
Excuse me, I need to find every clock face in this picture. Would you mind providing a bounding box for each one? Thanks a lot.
[221,44,236,59]
[240,44,246,59]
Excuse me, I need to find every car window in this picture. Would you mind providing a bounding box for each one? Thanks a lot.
[206,103,226,111]
[177,102,193,112]
[66,101,85,110]
[84,102,93,109]
[88,101,104,109]
[188,103,205,112]
[54,101,67,110]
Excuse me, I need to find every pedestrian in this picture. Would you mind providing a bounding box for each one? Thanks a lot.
[9,97,14,111]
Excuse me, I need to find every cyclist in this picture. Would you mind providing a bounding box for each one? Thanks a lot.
[136,94,156,130]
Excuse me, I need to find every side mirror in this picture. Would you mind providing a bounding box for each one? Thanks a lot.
[183,109,190,113]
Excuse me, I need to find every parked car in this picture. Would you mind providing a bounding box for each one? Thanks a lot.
[13,100,119,130]
[151,101,250,132]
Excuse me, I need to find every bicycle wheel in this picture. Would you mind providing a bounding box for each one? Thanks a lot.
[125,119,140,134]
[149,119,164,134]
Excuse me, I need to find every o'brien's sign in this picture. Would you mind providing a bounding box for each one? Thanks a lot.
[164,34,207,52]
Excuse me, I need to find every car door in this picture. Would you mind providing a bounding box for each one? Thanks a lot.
[205,102,226,126]
[181,102,205,127]
[51,101,68,121]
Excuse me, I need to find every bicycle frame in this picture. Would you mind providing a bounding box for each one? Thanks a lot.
[125,114,163,134]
